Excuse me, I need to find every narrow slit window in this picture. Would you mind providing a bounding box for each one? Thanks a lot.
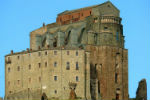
[66,62,70,70]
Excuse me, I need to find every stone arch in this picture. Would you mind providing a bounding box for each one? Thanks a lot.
[41,93,48,100]
[78,28,85,43]
[65,30,72,45]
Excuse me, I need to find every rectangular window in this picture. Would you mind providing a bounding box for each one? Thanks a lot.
[45,51,47,55]
[81,13,83,16]
[116,93,119,100]
[8,67,10,72]
[76,62,79,70]
[9,91,12,94]
[76,76,79,82]
[54,90,57,94]
[104,27,108,30]
[54,51,57,55]
[45,62,47,67]
[17,56,20,60]
[54,76,57,81]
[17,66,20,71]
[39,77,41,82]
[66,62,70,70]
[115,73,118,83]
[38,63,41,68]
[8,81,10,86]
[90,11,92,15]
[76,51,78,56]
[29,64,31,70]
[116,31,119,41]
[54,62,57,67]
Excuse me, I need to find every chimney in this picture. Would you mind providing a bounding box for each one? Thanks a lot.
[11,50,13,54]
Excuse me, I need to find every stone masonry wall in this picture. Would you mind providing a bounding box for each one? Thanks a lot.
[5,49,91,100]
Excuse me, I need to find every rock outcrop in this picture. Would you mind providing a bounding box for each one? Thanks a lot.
[136,79,147,100]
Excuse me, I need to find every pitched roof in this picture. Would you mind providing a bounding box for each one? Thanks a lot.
[58,1,119,16]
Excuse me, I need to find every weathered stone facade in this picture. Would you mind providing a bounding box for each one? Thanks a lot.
[5,1,128,100]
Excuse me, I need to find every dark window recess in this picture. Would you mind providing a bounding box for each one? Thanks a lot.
[66,62,70,70]
[8,67,10,72]
[104,27,108,30]
[81,13,83,16]
[17,56,20,59]
[54,90,57,94]
[17,66,20,71]
[115,73,118,83]
[53,38,57,47]
[39,77,41,82]
[54,76,57,81]
[108,5,111,8]
[90,11,92,15]
[45,62,47,67]
[39,63,41,68]
[116,88,120,90]
[6,57,11,64]
[45,51,47,55]
[8,81,10,86]
[76,51,78,56]
[54,62,57,67]
[116,93,119,100]
[76,62,79,70]
[76,76,79,82]
[116,31,119,41]
[29,64,31,70]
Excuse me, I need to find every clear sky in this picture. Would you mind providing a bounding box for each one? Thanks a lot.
[0,0,149,99]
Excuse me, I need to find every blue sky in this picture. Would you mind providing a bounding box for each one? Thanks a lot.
[0,0,149,99]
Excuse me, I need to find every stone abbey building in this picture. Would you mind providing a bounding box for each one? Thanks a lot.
[5,1,128,100]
